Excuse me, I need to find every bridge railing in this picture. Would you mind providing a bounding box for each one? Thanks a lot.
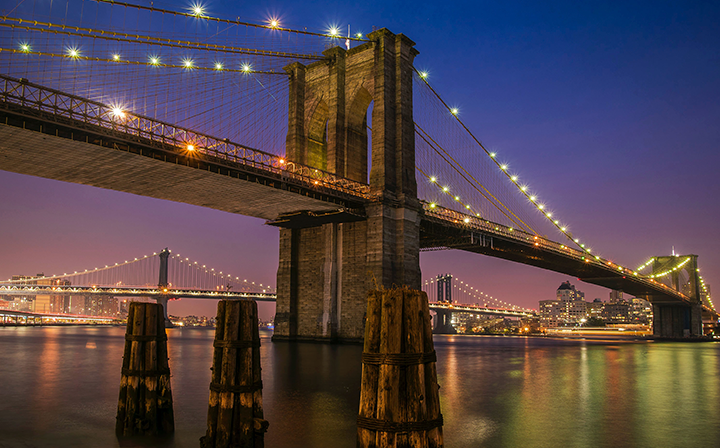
[0,74,371,199]
[422,202,698,305]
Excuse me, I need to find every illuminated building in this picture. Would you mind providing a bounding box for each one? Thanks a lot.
[539,281,588,327]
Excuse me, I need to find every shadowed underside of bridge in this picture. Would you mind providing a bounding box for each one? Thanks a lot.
[0,1,715,341]
[421,217,683,304]
[0,103,366,222]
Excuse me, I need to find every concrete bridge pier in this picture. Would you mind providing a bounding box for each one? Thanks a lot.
[156,296,173,328]
[433,309,456,334]
[273,29,421,343]
[652,303,703,338]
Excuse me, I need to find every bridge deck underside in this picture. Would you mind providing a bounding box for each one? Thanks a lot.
[0,107,364,221]
[420,219,690,305]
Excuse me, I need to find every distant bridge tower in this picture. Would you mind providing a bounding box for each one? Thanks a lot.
[437,274,452,303]
[433,274,456,334]
[274,29,421,342]
[156,248,172,327]
[651,254,703,338]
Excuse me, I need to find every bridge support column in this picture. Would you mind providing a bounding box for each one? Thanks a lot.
[274,29,420,343]
[156,296,173,328]
[433,309,456,334]
[652,303,703,338]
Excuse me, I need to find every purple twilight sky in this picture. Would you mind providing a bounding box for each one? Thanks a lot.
[1,0,719,320]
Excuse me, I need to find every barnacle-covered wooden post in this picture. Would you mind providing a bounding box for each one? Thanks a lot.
[116,301,174,437]
[201,300,268,448]
[357,288,443,448]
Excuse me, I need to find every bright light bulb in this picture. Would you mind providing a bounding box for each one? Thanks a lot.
[538,204,545,210]
[500,164,508,170]
[454,196,460,201]
[67,47,80,58]
[329,27,339,36]
[450,108,459,115]
[183,58,194,68]
[112,54,120,61]
[110,106,125,119]
[463,218,470,223]
[511,175,518,181]
[419,71,428,79]
[191,4,205,16]
[149,56,160,65]
[465,204,471,209]
[20,43,31,52]
[241,63,252,72]
[561,227,566,231]
[429,203,436,208]
[530,196,536,201]
[214,62,223,70]
[356,32,363,38]
[442,186,449,192]
[490,152,496,158]
[430,176,437,182]
[269,19,279,28]
[187,144,195,151]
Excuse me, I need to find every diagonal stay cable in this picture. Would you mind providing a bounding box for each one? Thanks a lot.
[415,123,536,233]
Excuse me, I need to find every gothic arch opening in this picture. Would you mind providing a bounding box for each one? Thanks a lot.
[346,86,373,183]
[307,100,329,171]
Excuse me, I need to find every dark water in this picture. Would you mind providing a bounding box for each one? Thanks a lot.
[0,327,718,448]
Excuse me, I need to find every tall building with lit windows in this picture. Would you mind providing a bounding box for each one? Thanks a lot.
[539,281,588,327]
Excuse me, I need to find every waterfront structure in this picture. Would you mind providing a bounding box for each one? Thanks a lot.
[0,3,715,339]
[540,282,653,327]
[539,281,588,327]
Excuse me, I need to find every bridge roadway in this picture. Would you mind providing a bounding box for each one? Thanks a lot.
[0,284,532,318]
[0,75,712,316]
[0,284,276,301]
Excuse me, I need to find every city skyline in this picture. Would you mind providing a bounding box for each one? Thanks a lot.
[1,0,719,321]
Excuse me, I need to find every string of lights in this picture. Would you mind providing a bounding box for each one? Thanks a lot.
[2,47,285,74]
[422,276,534,312]
[169,252,275,293]
[0,19,320,60]
[413,68,595,256]
[95,0,369,41]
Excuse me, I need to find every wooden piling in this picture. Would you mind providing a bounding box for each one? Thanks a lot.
[357,288,444,448]
[116,301,174,437]
[201,300,268,448]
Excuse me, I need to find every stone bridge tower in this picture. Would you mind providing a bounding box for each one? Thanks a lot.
[273,29,421,342]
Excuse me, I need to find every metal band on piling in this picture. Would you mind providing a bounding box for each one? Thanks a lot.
[356,416,444,432]
[361,351,437,366]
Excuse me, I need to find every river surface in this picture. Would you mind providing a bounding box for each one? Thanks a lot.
[0,326,718,448]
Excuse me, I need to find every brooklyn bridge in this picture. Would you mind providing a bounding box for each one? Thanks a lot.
[0,1,715,340]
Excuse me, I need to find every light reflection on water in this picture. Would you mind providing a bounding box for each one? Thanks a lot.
[0,327,718,448]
